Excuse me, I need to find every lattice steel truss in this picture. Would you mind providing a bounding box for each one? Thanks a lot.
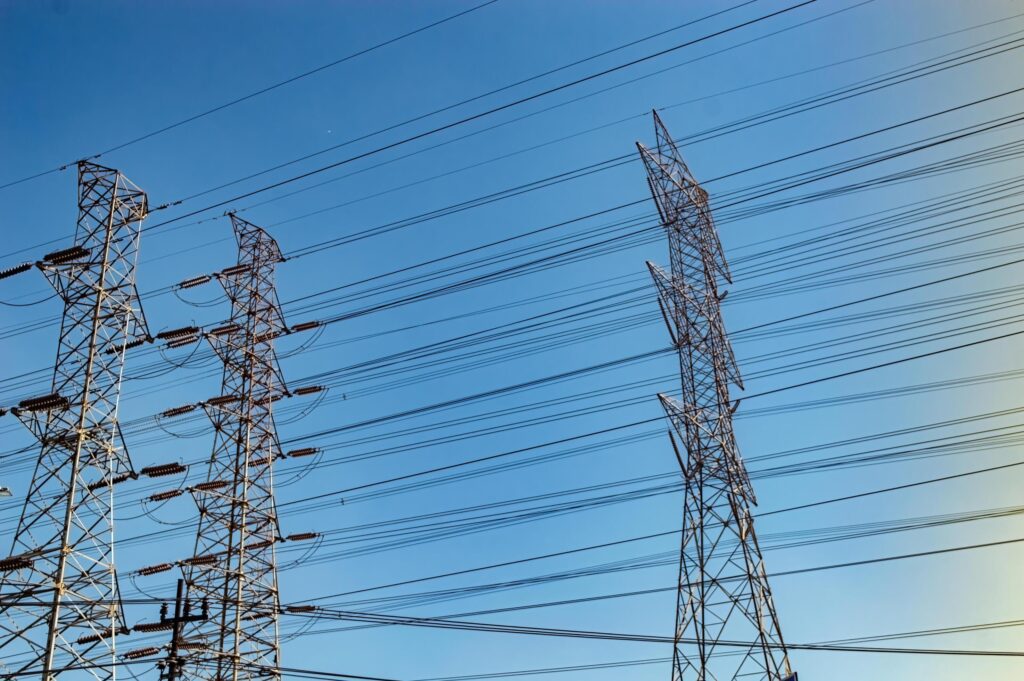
[0,162,150,681]
[638,112,795,681]
[181,215,287,681]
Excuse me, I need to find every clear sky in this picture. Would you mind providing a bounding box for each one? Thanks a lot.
[2,0,1024,679]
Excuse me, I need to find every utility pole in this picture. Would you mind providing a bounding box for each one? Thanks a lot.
[155,580,208,681]
[180,214,289,681]
[638,112,797,681]
[0,162,150,681]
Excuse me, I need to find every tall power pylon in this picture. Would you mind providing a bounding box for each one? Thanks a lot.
[180,214,288,681]
[0,162,150,680]
[638,112,796,681]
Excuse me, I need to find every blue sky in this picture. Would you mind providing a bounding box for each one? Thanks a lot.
[3,0,1024,679]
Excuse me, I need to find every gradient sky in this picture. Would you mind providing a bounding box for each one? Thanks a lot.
[3,1,1024,679]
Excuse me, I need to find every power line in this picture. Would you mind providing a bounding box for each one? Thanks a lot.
[0,0,503,192]
[137,0,817,228]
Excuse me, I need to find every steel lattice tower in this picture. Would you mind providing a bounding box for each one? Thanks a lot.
[180,215,287,681]
[0,162,150,681]
[638,112,795,681]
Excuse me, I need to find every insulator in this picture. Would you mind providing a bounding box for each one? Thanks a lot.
[254,394,284,407]
[253,331,280,344]
[290,320,322,333]
[0,555,32,571]
[166,335,199,349]
[0,408,6,418]
[17,393,69,413]
[241,611,273,621]
[0,262,34,279]
[183,554,218,566]
[178,274,213,289]
[156,325,200,340]
[86,473,133,492]
[177,640,207,650]
[141,462,187,478]
[286,447,319,458]
[136,563,173,576]
[149,489,183,502]
[285,605,317,613]
[123,647,161,659]
[292,385,324,396]
[247,456,274,468]
[76,628,120,645]
[193,480,228,492]
[285,532,318,542]
[43,244,89,264]
[246,539,274,550]
[220,264,250,277]
[206,394,240,407]
[161,404,196,418]
[133,620,173,633]
[105,337,148,354]
[209,323,241,337]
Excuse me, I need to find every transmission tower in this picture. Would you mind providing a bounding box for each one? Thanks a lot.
[0,162,150,680]
[638,112,796,681]
[179,214,288,681]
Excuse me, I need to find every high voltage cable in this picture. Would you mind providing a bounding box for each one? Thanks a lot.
[0,0,503,192]
[9,356,1016,521]
[67,410,1020,554]
[4,3,1015,278]
[103,401,1024,526]
[11,611,1024,681]
[152,33,1024,259]
[136,13,1024,240]
[4,268,1019,481]
[271,532,1024,639]
[39,513,1024,638]
[231,0,884,231]
[14,0,1017,255]
[4,67,1019,540]
[279,80,1024,262]
[279,454,1024,607]
[129,1,816,229]
[212,0,1008,238]
[8,231,1024,471]
[5,62,1021,336]
[138,337,1024,520]
[237,325,1024,510]
[2,5,1024,675]
[283,606,1024,657]
[64,3,1007,268]
[16,495,1024,609]
[169,0,770,207]
[0,0,838,260]
[15,499,1018,662]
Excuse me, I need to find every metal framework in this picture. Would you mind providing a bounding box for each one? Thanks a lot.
[0,162,150,680]
[181,214,287,681]
[638,112,795,681]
